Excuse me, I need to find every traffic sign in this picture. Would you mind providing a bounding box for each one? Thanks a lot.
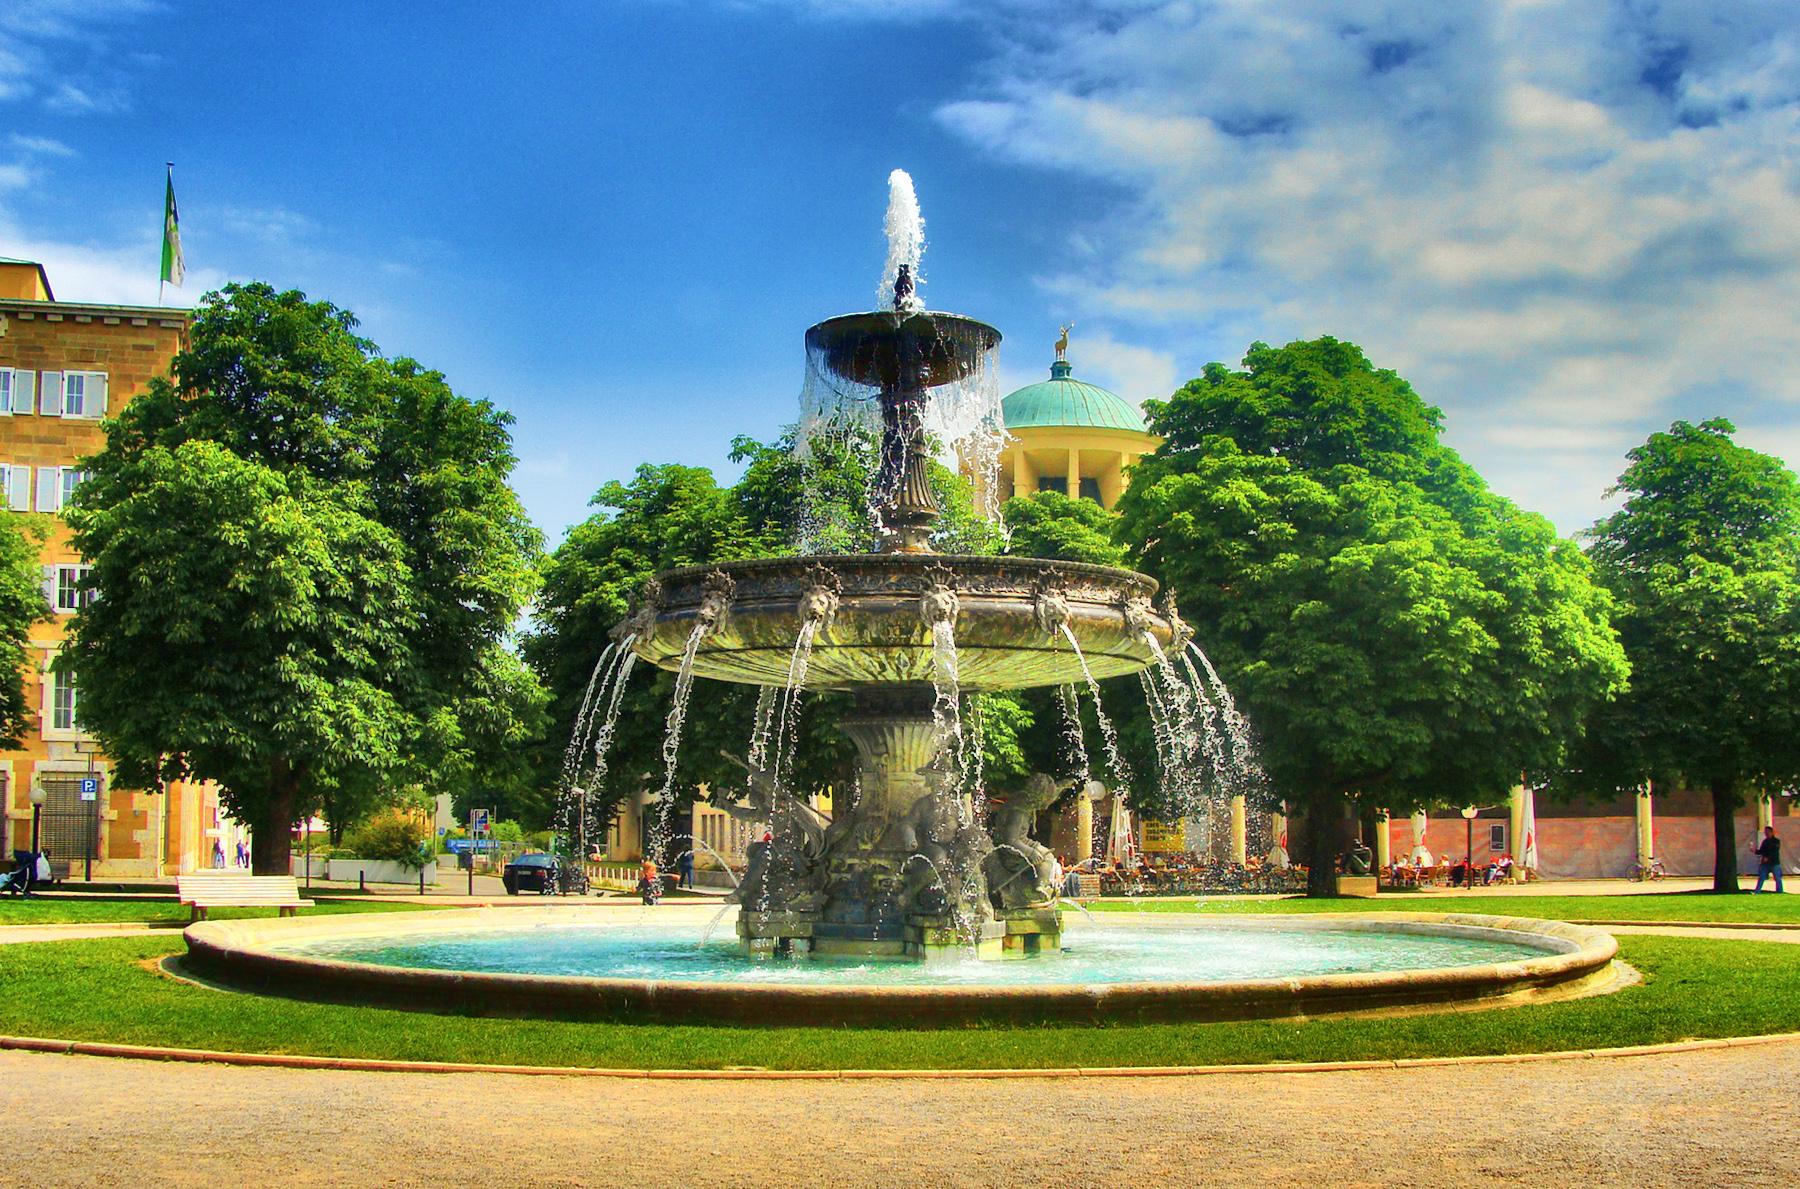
[79,777,99,801]
[470,808,490,833]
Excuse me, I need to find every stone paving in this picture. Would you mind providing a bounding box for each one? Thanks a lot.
[2,1041,1789,1188]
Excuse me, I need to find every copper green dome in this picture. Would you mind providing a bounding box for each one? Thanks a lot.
[1001,360,1147,433]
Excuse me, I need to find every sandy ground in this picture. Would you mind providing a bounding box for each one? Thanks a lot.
[2,1041,1787,1189]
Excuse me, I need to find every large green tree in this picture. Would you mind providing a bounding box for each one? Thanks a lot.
[65,284,544,872]
[1582,419,1800,891]
[1116,338,1628,894]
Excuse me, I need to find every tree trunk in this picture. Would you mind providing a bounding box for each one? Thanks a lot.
[250,759,301,876]
[1303,798,1343,898]
[1711,779,1742,894]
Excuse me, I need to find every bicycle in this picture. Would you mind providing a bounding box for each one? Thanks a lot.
[1628,856,1667,881]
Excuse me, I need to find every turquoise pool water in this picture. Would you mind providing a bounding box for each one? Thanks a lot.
[286,920,1552,986]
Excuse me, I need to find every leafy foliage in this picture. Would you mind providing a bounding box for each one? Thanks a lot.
[1581,419,1800,889]
[1116,338,1628,892]
[0,516,43,747]
[343,808,433,869]
[1001,490,1128,567]
[64,284,545,870]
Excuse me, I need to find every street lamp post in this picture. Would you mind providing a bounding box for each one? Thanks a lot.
[29,785,46,855]
[1461,805,1478,888]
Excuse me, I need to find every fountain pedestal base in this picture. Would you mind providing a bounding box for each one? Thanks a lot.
[736,906,1061,961]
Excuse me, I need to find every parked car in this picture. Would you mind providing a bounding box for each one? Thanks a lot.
[501,852,563,895]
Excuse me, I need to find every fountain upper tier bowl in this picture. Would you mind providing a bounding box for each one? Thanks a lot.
[805,310,1000,390]
[627,555,1175,691]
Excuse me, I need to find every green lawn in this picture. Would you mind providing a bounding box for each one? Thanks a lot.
[1085,891,1800,925]
[0,896,441,926]
[0,934,1794,1070]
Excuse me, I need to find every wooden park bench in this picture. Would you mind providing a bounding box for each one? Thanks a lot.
[178,872,315,922]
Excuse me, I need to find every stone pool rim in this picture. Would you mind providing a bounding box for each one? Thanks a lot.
[181,906,1621,1026]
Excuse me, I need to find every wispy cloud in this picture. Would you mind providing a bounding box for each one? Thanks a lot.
[926,0,1800,530]
[7,133,73,157]
[0,0,163,114]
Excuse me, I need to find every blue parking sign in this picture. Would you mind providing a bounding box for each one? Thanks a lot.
[79,777,99,801]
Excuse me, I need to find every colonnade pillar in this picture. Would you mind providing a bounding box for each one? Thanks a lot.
[1635,783,1655,867]
[1508,784,1526,859]
[1229,795,1246,865]
[1374,810,1391,869]
[1067,450,1081,500]
[1076,793,1094,864]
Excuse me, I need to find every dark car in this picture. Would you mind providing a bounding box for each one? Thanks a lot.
[501,852,562,895]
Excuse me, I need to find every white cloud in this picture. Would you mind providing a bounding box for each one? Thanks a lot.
[1071,330,1179,405]
[0,0,162,113]
[929,0,1800,530]
[7,133,73,157]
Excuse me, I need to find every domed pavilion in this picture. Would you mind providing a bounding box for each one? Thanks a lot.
[990,332,1160,510]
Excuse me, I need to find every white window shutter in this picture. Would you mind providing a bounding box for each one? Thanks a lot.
[38,371,62,417]
[13,371,33,417]
[5,466,27,512]
[93,372,108,416]
[35,467,59,513]
[41,566,58,611]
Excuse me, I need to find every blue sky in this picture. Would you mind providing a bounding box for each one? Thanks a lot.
[4,1,1800,542]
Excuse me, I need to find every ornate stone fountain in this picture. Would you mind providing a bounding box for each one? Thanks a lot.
[623,186,1177,960]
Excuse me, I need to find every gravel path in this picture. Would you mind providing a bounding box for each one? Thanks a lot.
[3,1042,1786,1188]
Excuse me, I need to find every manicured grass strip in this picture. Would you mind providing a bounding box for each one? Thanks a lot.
[0,896,442,926]
[1085,892,1800,925]
[0,935,1795,1070]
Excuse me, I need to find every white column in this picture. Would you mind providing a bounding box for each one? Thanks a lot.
[1509,784,1526,859]
[1374,810,1391,869]
[1635,782,1655,867]
[1229,795,1247,865]
[1076,794,1093,864]
[1067,449,1081,499]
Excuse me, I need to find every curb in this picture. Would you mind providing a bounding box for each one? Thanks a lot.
[1566,920,1800,931]
[4,1029,1797,1081]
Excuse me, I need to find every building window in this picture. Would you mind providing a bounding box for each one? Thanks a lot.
[60,468,88,509]
[52,565,94,613]
[51,666,78,732]
[33,466,87,514]
[39,776,100,861]
[0,464,29,512]
[0,369,12,415]
[1489,824,1507,853]
[1036,476,1068,495]
[1079,477,1102,503]
[61,372,108,419]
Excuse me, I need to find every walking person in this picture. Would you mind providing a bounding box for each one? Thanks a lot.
[677,847,694,889]
[1753,825,1784,893]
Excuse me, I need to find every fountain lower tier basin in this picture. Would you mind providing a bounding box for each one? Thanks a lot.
[182,907,1622,1026]
[628,555,1172,690]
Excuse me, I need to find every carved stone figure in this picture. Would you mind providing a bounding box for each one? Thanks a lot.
[984,772,1067,910]
[1034,571,1071,637]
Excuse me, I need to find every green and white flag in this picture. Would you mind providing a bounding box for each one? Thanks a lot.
[160,164,184,288]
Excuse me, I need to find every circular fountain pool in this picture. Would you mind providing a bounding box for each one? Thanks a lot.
[182,906,1621,1025]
